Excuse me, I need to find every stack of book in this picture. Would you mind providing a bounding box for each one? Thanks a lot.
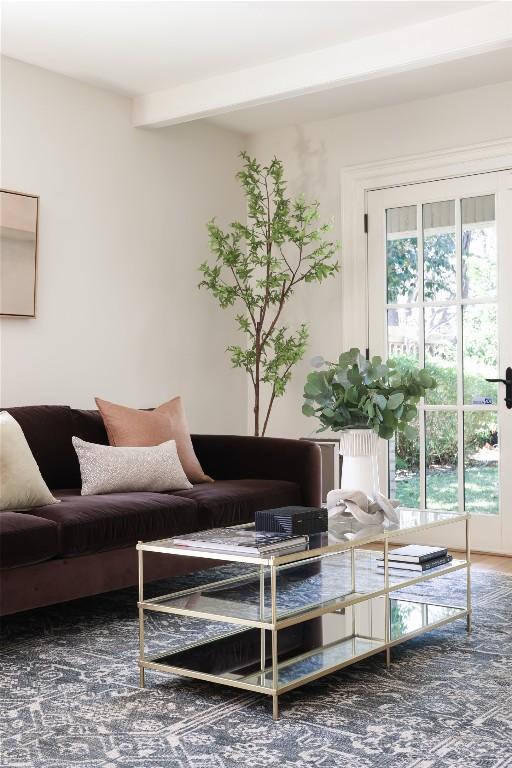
[376,544,452,573]
[171,528,308,556]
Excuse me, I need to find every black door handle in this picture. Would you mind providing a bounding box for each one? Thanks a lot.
[486,366,512,409]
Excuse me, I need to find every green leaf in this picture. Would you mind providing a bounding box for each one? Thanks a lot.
[382,409,396,427]
[347,366,362,386]
[339,348,359,366]
[304,381,322,397]
[346,386,359,404]
[374,364,389,378]
[403,405,417,421]
[373,394,387,411]
[387,392,405,410]
[419,370,436,388]
[333,369,349,386]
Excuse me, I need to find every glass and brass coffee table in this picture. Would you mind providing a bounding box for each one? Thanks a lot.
[136,509,471,720]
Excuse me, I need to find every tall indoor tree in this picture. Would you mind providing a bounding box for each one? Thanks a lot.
[199,152,340,436]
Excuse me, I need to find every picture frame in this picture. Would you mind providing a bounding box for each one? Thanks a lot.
[0,189,39,317]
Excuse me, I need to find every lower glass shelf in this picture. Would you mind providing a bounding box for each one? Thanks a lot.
[242,635,384,691]
[390,598,466,644]
[143,550,467,628]
[144,598,467,694]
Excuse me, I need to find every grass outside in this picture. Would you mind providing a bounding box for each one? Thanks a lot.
[395,464,499,515]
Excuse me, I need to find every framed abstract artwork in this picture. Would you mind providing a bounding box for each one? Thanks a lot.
[0,189,39,317]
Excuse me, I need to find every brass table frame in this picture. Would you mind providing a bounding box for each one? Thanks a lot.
[137,510,471,721]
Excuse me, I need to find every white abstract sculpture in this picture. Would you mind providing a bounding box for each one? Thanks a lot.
[326,488,400,525]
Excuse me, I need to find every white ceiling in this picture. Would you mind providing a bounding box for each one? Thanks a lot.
[2,1,510,133]
[1,1,485,96]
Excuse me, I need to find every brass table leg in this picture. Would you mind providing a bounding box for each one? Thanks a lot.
[138,544,145,688]
[384,538,391,669]
[260,565,266,673]
[271,564,279,721]
[272,691,279,721]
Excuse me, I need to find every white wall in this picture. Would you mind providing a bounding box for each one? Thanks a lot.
[0,57,247,434]
[4,59,511,441]
[247,80,512,439]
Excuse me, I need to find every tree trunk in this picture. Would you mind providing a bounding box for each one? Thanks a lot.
[254,385,259,436]
[254,326,261,436]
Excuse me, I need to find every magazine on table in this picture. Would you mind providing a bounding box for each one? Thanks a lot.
[171,527,308,555]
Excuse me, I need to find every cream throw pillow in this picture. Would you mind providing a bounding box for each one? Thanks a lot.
[72,436,193,496]
[0,411,59,511]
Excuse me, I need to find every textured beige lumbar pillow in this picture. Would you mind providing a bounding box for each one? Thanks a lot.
[0,411,59,511]
[72,436,193,496]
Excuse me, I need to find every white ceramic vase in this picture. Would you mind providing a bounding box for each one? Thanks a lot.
[339,428,381,500]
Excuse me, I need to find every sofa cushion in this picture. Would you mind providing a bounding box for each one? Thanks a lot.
[29,490,200,556]
[173,479,302,527]
[71,408,109,446]
[3,405,80,489]
[0,512,59,568]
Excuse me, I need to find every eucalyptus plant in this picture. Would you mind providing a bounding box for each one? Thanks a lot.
[302,348,436,440]
[199,152,339,436]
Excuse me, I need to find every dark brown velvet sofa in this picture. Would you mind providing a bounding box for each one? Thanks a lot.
[0,405,321,615]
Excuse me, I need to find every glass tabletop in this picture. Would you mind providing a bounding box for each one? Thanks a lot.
[139,507,467,564]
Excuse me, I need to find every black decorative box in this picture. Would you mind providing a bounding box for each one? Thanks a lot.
[255,506,328,535]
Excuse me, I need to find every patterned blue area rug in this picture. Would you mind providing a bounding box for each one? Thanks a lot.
[1,566,511,768]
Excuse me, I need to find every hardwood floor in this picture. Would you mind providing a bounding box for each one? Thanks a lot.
[465,552,512,573]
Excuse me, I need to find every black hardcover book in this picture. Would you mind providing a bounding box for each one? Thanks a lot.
[376,545,448,564]
[377,554,453,572]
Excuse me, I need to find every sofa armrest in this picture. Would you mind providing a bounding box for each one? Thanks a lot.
[191,434,322,508]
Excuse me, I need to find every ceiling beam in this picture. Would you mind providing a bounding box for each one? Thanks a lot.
[133,4,512,129]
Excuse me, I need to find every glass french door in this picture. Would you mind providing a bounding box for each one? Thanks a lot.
[367,171,512,554]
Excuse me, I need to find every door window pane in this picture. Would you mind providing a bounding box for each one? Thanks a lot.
[387,308,419,363]
[424,306,457,404]
[386,206,417,304]
[389,420,420,509]
[463,303,498,405]
[462,195,496,299]
[426,411,458,511]
[423,200,456,301]
[464,412,499,515]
